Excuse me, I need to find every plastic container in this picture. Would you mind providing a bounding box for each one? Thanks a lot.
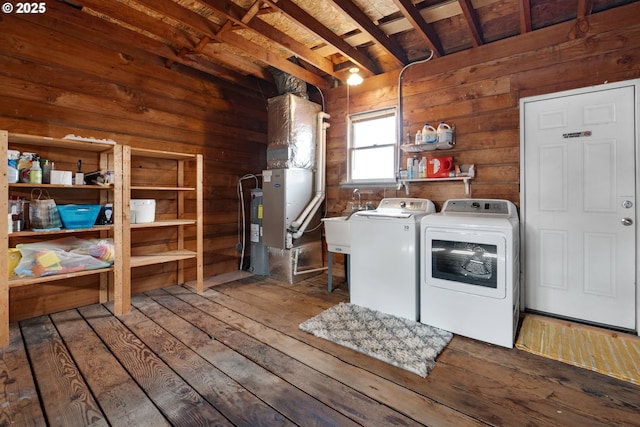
[418,157,427,178]
[8,162,19,183]
[58,204,101,229]
[29,160,42,184]
[421,124,437,150]
[8,150,20,184]
[436,122,454,149]
[427,156,454,178]
[43,160,53,184]
[131,199,156,224]
[414,130,422,145]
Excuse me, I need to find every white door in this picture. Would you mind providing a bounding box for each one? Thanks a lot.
[522,82,637,330]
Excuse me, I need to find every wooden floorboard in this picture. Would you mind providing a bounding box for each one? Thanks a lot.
[1,273,639,426]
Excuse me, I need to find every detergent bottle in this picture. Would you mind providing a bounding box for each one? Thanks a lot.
[421,123,437,149]
[418,157,427,178]
[436,122,454,149]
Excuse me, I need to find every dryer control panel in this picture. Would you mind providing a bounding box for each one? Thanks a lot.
[443,199,513,215]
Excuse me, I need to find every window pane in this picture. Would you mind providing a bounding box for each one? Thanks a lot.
[348,107,397,183]
[351,146,396,180]
[352,115,396,148]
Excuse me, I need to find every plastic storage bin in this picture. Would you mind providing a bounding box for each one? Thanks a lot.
[58,204,101,229]
[131,199,156,223]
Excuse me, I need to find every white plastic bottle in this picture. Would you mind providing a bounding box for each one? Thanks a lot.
[418,157,427,178]
[30,159,42,184]
[415,129,422,145]
[436,122,454,149]
[406,157,414,179]
[421,123,437,149]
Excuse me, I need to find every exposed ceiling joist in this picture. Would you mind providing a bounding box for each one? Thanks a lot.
[458,0,484,47]
[261,0,381,75]
[392,0,444,57]
[197,0,341,80]
[329,0,407,67]
[520,0,532,33]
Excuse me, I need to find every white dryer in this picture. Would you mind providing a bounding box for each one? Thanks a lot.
[351,198,436,321]
[420,199,520,348]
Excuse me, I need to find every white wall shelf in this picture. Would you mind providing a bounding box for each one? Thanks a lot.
[400,176,473,195]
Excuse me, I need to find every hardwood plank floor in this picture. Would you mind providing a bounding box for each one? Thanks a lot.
[1,273,639,426]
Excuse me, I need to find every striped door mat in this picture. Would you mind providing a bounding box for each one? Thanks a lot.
[516,314,640,385]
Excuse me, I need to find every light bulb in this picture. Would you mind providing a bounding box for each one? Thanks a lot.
[347,67,363,86]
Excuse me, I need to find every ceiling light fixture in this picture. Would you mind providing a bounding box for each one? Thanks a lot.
[346,67,363,86]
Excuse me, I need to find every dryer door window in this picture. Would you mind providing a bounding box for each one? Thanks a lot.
[432,240,498,288]
[424,229,507,299]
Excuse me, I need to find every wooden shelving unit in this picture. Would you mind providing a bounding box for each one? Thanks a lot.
[1,130,123,346]
[1,132,204,347]
[119,146,203,314]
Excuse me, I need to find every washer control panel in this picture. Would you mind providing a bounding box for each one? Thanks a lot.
[377,198,434,213]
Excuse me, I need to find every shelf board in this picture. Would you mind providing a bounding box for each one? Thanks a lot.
[9,183,111,190]
[9,267,113,288]
[130,186,196,191]
[131,219,196,228]
[130,250,197,268]
[9,133,114,152]
[9,225,113,237]
[130,147,196,160]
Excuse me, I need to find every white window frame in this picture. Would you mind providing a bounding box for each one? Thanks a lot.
[346,107,398,185]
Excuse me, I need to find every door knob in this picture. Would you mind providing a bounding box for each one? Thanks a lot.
[621,217,633,226]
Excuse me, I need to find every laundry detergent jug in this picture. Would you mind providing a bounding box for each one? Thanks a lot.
[436,122,454,149]
[427,156,453,178]
[421,123,437,150]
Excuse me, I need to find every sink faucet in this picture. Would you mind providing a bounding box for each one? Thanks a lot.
[351,188,362,210]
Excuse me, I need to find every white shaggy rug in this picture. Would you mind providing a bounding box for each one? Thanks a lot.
[299,302,453,377]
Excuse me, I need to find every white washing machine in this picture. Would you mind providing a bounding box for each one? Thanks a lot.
[420,199,520,348]
[351,198,436,321]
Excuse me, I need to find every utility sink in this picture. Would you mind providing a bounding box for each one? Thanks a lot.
[321,216,351,254]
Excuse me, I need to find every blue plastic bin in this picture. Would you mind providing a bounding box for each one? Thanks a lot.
[58,204,102,229]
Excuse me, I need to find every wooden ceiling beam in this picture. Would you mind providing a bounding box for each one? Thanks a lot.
[197,0,340,80]
[520,0,532,34]
[458,0,484,47]
[261,0,381,75]
[392,0,444,57]
[577,0,594,18]
[328,0,407,67]
[132,0,327,88]
[216,29,330,88]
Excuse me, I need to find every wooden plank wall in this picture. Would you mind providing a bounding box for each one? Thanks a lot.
[0,7,270,320]
[324,2,640,215]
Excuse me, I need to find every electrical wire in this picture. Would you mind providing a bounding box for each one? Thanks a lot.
[396,51,435,179]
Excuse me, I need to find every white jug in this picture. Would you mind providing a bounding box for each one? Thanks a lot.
[436,122,454,149]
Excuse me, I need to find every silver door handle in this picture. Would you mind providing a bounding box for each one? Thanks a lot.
[621,218,633,226]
